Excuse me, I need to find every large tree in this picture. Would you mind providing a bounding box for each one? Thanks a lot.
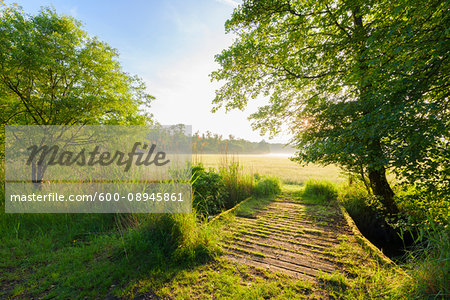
[211,0,449,214]
[0,4,153,128]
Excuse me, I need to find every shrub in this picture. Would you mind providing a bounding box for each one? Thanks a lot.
[254,177,281,197]
[302,180,338,203]
[191,162,253,217]
[191,160,282,217]
[192,164,227,217]
[396,187,449,227]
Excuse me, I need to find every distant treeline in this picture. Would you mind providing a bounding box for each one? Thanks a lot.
[192,131,294,154]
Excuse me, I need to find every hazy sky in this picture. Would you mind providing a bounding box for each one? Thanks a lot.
[6,0,290,143]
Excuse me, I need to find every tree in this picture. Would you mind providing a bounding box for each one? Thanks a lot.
[0,4,153,129]
[0,4,154,185]
[211,0,449,214]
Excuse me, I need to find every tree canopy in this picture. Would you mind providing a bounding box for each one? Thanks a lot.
[0,4,153,127]
[211,0,449,213]
[192,131,272,154]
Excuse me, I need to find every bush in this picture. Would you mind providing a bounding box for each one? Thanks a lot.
[254,177,281,197]
[302,180,338,203]
[396,188,449,227]
[192,162,253,217]
[192,164,227,217]
[392,188,449,297]
[338,184,411,258]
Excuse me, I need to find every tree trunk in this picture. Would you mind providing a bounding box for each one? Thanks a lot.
[358,161,372,194]
[351,6,398,215]
[368,166,398,214]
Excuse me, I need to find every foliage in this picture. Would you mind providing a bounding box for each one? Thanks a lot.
[0,3,154,184]
[193,131,271,154]
[394,189,449,297]
[192,164,228,216]
[396,187,449,227]
[338,183,449,297]
[338,184,381,224]
[192,161,254,217]
[0,178,220,298]
[0,4,153,130]
[338,184,407,257]
[118,213,218,267]
[211,0,449,213]
[192,161,282,217]
[302,180,338,204]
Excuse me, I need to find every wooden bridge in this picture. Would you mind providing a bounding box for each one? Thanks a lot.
[218,190,392,282]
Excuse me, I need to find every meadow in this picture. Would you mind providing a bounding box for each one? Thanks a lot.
[193,154,346,185]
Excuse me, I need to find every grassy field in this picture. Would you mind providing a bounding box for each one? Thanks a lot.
[193,154,346,185]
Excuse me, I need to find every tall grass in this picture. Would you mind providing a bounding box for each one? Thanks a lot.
[337,184,382,232]
[0,156,222,298]
[192,155,281,217]
[115,213,219,267]
[0,187,220,298]
[302,180,338,204]
[218,159,253,208]
[253,175,281,197]
[400,218,450,298]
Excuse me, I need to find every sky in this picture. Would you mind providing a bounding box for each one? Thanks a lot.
[5,0,290,143]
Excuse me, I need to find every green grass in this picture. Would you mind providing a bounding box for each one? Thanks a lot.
[317,236,405,299]
[0,183,440,299]
[0,208,220,298]
[128,258,315,300]
[399,219,450,298]
[192,160,281,217]
[112,184,407,299]
[213,185,415,299]
[1,155,447,299]
[253,176,282,197]
[233,195,274,218]
[302,179,339,204]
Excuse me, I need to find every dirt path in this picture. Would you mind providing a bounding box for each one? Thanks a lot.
[220,194,355,282]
